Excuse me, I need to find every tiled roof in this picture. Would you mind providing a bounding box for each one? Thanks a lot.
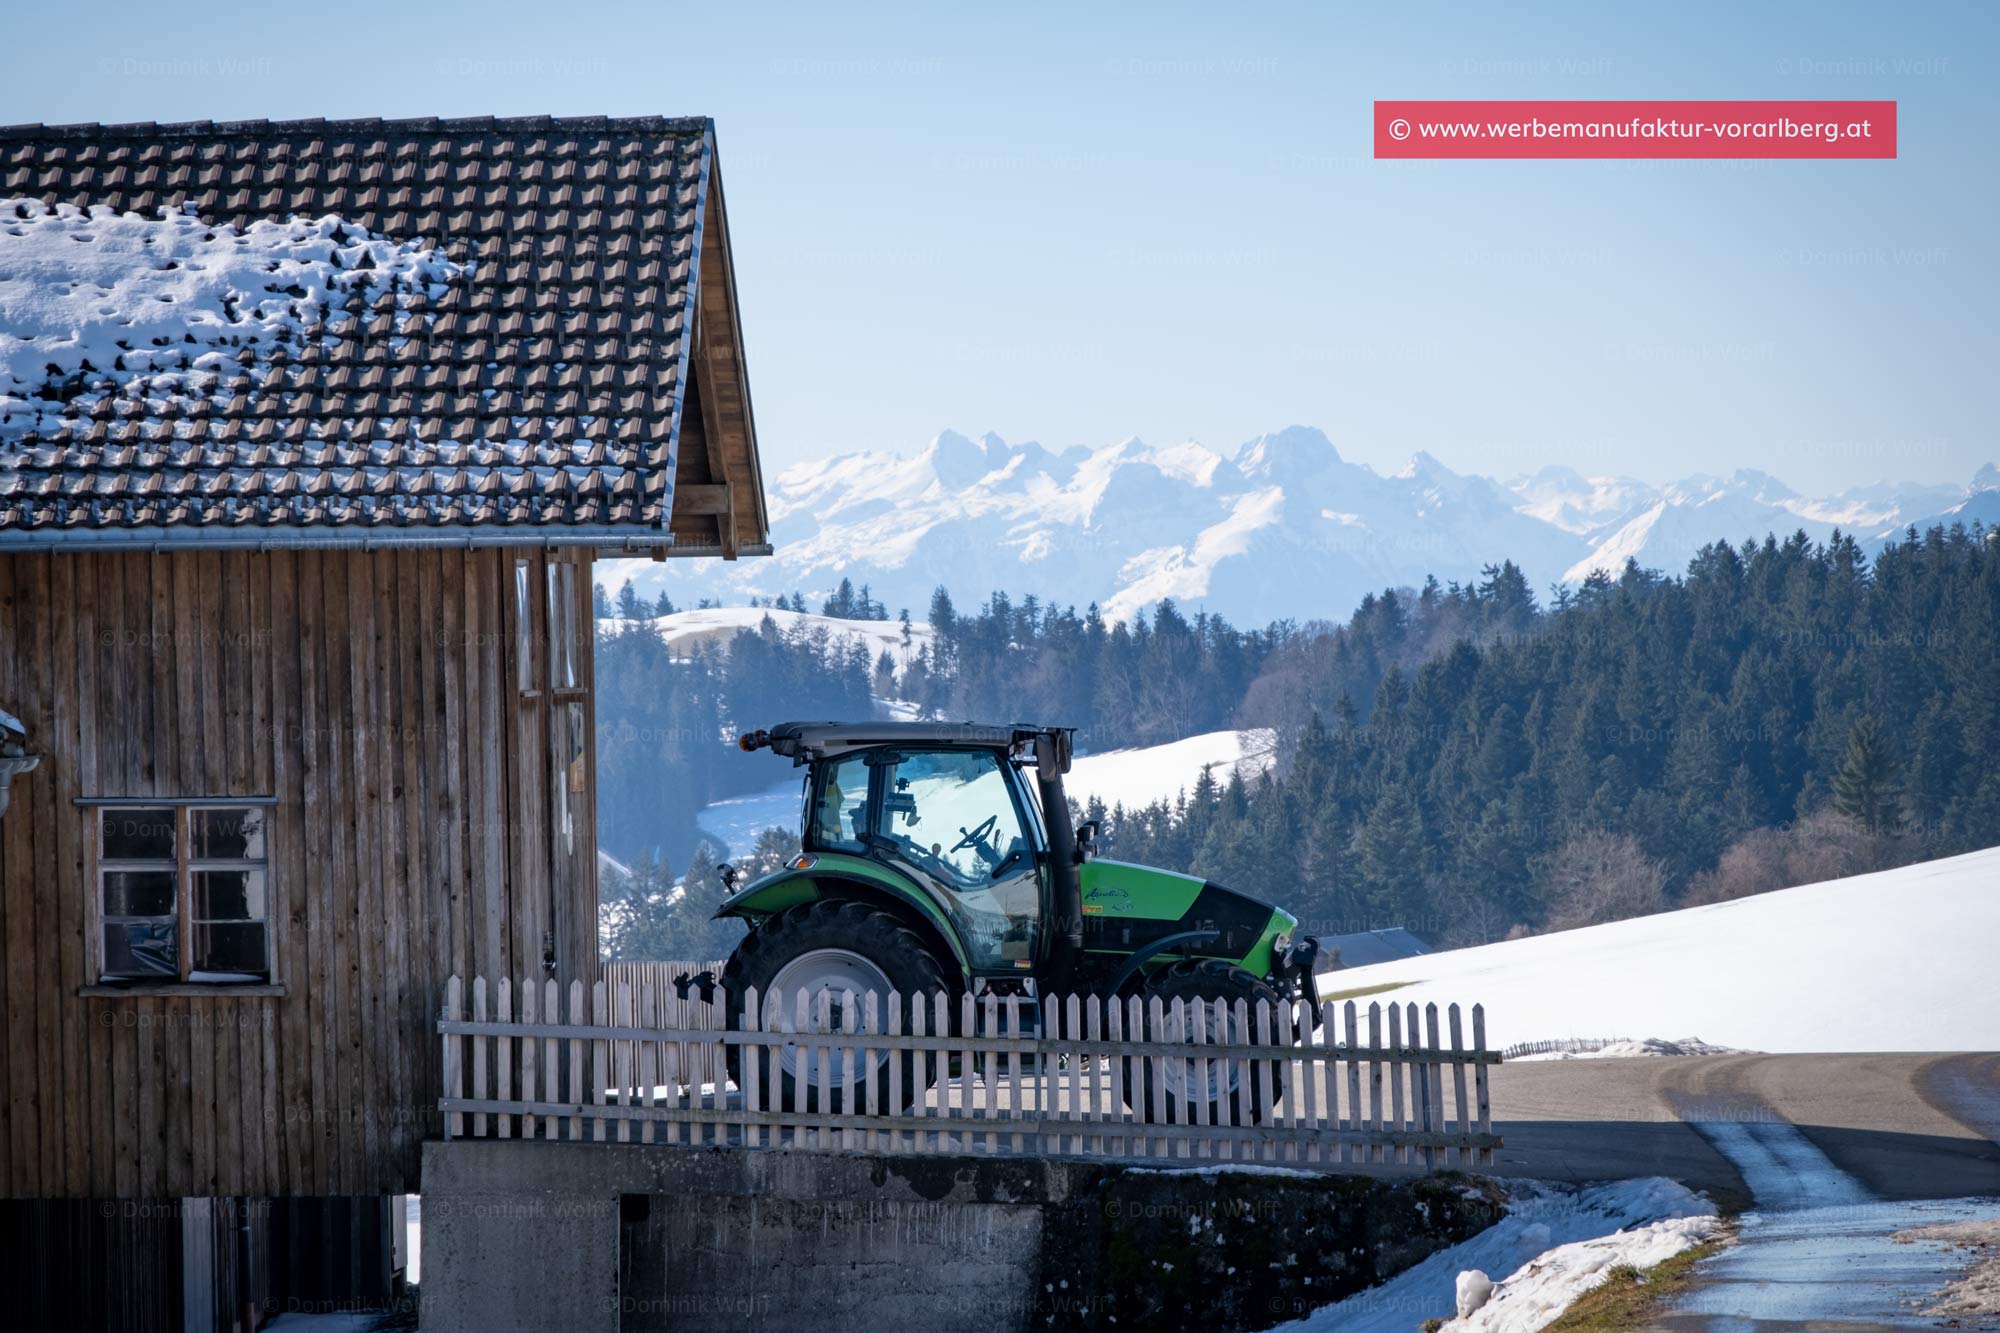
[0,115,736,547]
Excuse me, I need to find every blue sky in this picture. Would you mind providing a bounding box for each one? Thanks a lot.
[6,1,1993,490]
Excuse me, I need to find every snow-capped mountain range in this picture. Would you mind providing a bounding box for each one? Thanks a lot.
[613,427,1999,626]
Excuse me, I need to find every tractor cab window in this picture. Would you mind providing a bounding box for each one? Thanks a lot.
[880,749,1040,971]
[811,754,873,853]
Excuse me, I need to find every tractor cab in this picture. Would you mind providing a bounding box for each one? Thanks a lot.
[733,722,1084,987]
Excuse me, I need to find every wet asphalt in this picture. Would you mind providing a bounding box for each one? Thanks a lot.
[1481,1053,2000,1330]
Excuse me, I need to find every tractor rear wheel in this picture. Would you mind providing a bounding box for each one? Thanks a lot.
[1134,959,1288,1128]
[722,899,953,1114]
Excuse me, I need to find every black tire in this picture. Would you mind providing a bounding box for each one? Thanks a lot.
[722,899,953,1113]
[1132,960,1288,1127]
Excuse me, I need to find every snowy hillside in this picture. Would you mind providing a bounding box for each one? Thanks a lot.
[601,427,1996,626]
[1067,728,1274,812]
[641,605,934,670]
[1320,846,2000,1053]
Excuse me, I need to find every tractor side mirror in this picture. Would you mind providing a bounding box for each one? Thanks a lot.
[1075,820,1099,862]
[719,862,741,893]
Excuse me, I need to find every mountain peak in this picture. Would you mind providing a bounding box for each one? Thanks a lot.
[1397,449,1455,480]
[1233,425,1342,480]
[921,429,999,488]
[1973,463,2000,493]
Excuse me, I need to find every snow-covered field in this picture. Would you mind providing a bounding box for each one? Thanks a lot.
[644,605,934,669]
[1287,1177,1719,1333]
[1321,845,2000,1054]
[1067,727,1274,812]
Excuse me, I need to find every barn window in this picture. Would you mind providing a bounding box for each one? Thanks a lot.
[515,558,535,693]
[96,803,270,985]
[547,559,582,691]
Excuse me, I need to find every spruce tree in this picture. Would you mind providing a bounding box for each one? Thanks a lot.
[1832,715,1903,834]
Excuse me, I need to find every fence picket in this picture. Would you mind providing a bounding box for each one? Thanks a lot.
[519,980,537,1141]
[863,991,881,1154]
[981,994,999,1155]
[591,982,610,1143]
[1473,1004,1493,1166]
[542,980,559,1140]
[742,988,762,1149]
[1146,996,1167,1158]
[567,981,585,1141]
[1007,997,1026,1155]
[495,979,513,1140]
[1366,1002,1384,1165]
[961,993,979,1156]
[932,993,951,1154]
[612,980,631,1144]
[1342,1002,1362,1165]
[1387,1003,1406,1166]
[1406,1002,1425,1168]
[1449,1005,1470,1167]
[471,977,488,1138]
[885,991,904,1154]
[442,976,463,1140]
[1253,1000,1275,1164]
[910,993,931,1155]
[840,990,860,1153]
[636,976,655,1146]
[1426,1004,1445,1171]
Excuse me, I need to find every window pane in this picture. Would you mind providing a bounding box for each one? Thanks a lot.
[192,923,267,978]
[192,807,267,861]
[101,807,176,860]
[102,870,177,918]
[547,562,578,689]
[812,755,872,852]
[193,869,266,922]
[515,559,533,690]
[103,921,178,978]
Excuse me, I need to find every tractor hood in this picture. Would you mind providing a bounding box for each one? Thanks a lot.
[1078,859,1297,977]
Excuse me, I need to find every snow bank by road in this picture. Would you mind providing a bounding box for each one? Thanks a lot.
[1287,1177,1717,1333]
[1321,845,2000,1054]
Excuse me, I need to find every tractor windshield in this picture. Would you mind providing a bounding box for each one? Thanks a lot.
[802,747,1044,971]
[883,748,1041,969]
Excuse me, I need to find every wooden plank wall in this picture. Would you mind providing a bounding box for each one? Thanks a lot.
[0,545,601,1199]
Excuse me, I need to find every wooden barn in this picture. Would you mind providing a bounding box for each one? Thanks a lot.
[0,114,768,1329]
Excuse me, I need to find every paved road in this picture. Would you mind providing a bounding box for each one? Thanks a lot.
[1482,1052,2000,1207]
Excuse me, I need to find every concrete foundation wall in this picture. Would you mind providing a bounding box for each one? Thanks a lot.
[419,1141,1502,1333]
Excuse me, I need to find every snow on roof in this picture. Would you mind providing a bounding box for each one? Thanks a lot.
[0,200,463,421]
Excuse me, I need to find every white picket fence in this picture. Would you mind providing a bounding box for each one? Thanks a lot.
[437,975,1500,1168]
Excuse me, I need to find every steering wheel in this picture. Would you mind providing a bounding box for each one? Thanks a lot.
[949,814,999,854]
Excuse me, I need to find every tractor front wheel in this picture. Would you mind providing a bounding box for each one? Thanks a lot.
[722,899,953,1114]
[1134,959,1288,1128]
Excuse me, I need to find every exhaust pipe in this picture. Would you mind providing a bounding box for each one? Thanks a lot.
[1032,732,1084,992]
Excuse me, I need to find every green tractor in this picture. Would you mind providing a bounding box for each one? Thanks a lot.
[713,721,1321,1123]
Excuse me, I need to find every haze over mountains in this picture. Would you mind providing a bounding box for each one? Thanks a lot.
[619,426,1999,625]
